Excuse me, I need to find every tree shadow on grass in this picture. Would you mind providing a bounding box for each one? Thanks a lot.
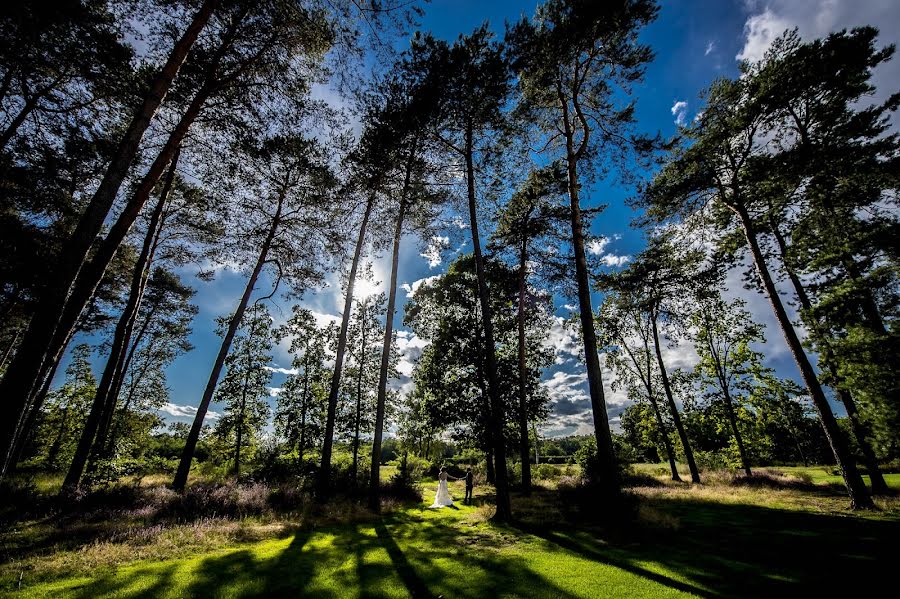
[514,496,899,598]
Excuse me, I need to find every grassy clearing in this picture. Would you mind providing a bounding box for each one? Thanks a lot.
[3,467,898,597]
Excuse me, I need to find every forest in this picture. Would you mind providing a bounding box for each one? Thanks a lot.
[0,0,898,596]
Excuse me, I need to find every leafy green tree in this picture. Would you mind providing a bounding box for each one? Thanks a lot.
[507,0,659,497]
[598,292,680,481]
[639,68,874,508]
[596,236,703,483]
[34,345,95,470]
[275,308,333,465]
[365,50,445,510]
[410,25,516,518]
[174,131,337,491]
[0,0,220,467]
[213,303,273,476]
[405,254,553,488]
[688,295,768,476]
[343,291,388,483]
[491,164,569,494]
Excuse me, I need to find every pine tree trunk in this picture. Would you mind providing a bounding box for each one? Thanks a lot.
[768,215,889,494]
[623,330,680,481]
[650,314,701,483]
[318,192,375,499]
[172,194,284,492]
[63,149,179,492]
[721,385,752,476]
[369,138,417,510]
[6,342,65,473]
[558,94,619,498]
[0,1,218,470]
[732,201,873,509]
[464,124,511,521]
[352,307,366,485]
[298,353,309,465]
[0,330,19,371]
[517,238,532,494]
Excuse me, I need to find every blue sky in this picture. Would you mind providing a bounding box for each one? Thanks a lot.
[59,0,900,437]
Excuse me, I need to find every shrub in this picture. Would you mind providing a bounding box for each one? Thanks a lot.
[534,464,562,480]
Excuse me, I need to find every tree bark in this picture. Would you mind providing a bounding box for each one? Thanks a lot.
[650,313,701,483]
[0,0,218,470]
[172,193,284,492]
[369,137,417,510]
[621,335,681,482]
[517,237,532,494]
[721,384,752,476]
[558,89,619,498]
[352,303,367,485]
[732,202,873,509]
[464,124,511,521]
[767,214,889,494]
[62,148,180,492]
[368,199,405,507]
[298,352,310,465]
[318,192,375,499]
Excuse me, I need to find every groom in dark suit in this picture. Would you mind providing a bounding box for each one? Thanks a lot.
[464,467,474,504]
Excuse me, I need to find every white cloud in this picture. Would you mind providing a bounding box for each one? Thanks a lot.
[544,316,583,361]
[586,236,612,256]
[601,254,631,268]
[705,40,716,55]
[264,366,298,375]
[310,310,341,329]
[736,8,793,63]
[735,0,900,119]
[586,234,630,269]
[159,402,219,421]
[400,275,441,298]
[671,100,689,126]
[420,235,450,269]
[562,304,577,312]
[268,387,283,397]
[394,329,430,378]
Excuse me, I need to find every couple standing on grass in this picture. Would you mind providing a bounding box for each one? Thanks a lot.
[430,466,473,508]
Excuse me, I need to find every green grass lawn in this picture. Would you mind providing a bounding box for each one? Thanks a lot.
[8,471,898,599]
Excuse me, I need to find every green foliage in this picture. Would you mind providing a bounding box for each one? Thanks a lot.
[213,304,274,474]
[404,254,553,454]
[32,345,95,470]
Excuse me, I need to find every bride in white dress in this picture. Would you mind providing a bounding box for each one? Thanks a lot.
[430,466,457,508]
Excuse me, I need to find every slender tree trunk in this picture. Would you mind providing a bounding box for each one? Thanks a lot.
[559,107,619,498]
[6,328,71,473]
[650,394,681,481]
[532,422,540,465]
[318,193,375,499]
[463,125,511,521]
[46,407,70,471]
[517,238,532,495]
[650,314,701,483]
[352,306,366,485]
[0,330,19,371]
[235,371,248,477]
[298,354,309,465]
[0,1,218,470]
[768,215,889,494]
[63,150,180,492]
[721,384,752,476]
[622,331,681,481]
[172,195,284,492]
[732,202,873,509]
[369,137,417,510]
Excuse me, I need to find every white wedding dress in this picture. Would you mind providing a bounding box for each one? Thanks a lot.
[430,472,453,508]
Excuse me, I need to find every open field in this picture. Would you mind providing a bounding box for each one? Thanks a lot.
[2,465,897,597]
